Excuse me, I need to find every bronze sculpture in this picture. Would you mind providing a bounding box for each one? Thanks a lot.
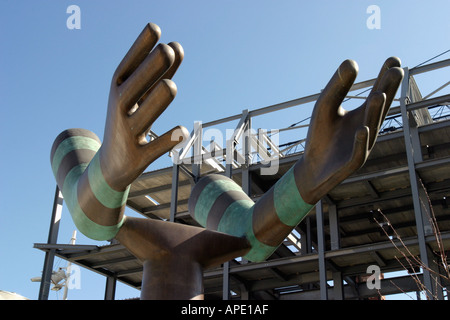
[50,23,403,299]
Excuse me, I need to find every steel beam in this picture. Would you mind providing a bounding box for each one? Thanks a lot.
[279,275,428,300]
[410,58,450,75]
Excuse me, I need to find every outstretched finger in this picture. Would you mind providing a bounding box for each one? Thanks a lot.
[371,57,401,94]
[315,59,359,120]
[129,79,177,137]
[164,42,185,80]
[137,41,184,106]
[364,91,386,149]
[374,67,404,121]
[119,43,175,111]
[113,23,161,86]
[140,125,189,169]
[343,126,370,175]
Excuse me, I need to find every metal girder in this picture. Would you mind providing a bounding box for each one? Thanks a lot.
[38,58,450,300]
[201,231,450,276]
[279,275,427,300]
[38,186,63,300]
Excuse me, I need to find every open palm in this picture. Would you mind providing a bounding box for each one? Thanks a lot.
[297,57,404,204]
[98,23,188,191]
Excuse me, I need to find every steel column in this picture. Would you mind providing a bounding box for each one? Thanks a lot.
[332,271,344,300]
[104,275,117,300]
[328,203,340,251]
[169,162,179,222]
[305,216,313,254]
[225,137,234,178]
[399,67,436,299]
[222,261,230,300]
[327,202,344,299]
[38,185,63,300]
[223,110,252,300]
[242,113,251,195]
[192,121,203,181]
[316,200,328,300]
[222,136,233,300]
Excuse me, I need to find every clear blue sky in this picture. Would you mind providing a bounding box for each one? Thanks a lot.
[1,0,449,300]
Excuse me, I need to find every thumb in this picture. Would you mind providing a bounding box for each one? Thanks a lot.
[346,126,370,174]
[141,125,189,169]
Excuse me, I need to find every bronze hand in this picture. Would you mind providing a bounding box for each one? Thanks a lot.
[296,57,404,204]
[51,24,188,240]
[98,23,188,191]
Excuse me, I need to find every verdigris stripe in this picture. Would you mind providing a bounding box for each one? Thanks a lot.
[207,190,253,230]
[216,204,277,262]
[194,178,244,227]
[55,149,97,189]
[244,237,278,262]
[51,136,101,176]
[50,129,100,161]
[88,152,130,209]
[216,199,254,235]
[273,166,314,226]
[63,163,125,240]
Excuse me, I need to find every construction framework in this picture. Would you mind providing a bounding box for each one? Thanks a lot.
[35,58,450,300]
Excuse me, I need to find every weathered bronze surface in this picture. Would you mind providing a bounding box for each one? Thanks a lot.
[99,23,187,191]
[115,217,250,299]
[295,57,404,204]
[50,23,403,299]
[188,57,404,262]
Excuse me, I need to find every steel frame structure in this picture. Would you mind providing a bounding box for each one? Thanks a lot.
[36,58,450,300]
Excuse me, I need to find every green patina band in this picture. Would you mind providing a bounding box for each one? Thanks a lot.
[62,164,125,240]
[51,135,127,240]
[88,152,130,209]
[216,204,277,262]
[195,167,315,262]
[51,136,101,176]
[273,166,314,226]
[194,179,245,227]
